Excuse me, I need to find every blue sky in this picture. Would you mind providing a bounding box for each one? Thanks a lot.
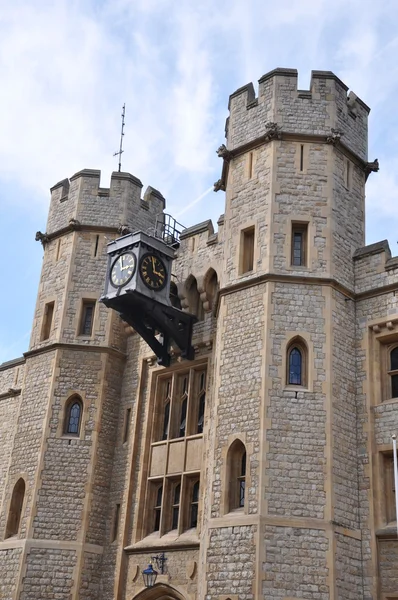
[1,0,398,363]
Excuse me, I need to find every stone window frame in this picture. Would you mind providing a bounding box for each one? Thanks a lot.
[239,225,255,275]
[368,322,398,405]
[63,395,84,436]
[138,360,207,541]
[77,297,97,338]
[57,390,88,440]
[291,222,308,267]
[285,215,314,273]
[221,434,253,516]
[283,334,311,391]
[40,298,56,342]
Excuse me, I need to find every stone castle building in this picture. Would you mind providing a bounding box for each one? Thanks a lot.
[0,67,397,600]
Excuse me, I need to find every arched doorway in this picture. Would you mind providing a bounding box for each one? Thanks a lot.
[132,583,186,600]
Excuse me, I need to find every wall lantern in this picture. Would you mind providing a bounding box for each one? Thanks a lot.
[142,563,158,588]
[142,553,167,588]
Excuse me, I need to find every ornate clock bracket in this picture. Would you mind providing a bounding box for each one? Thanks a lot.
[101,292,196,367]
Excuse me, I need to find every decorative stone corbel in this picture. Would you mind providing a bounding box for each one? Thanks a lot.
[213,179,226,192]
[365,158,379,181]
[118,224,131,236]
[264,121,282,141]
[68,218,81,230]
[326,128,343,145]
[35,231,49,246]
[216,143,233,162]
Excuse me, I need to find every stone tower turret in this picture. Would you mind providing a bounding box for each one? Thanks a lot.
[0,169,165,600]
[203,69,370,599]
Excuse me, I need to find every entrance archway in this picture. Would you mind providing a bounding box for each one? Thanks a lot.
[132,583,186,600]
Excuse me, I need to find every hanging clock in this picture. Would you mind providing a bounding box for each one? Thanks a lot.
[139,253,167,290]
[110,252,136,288]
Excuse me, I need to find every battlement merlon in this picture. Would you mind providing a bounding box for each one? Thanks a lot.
[226,67,370,162]
[46,169,165,237]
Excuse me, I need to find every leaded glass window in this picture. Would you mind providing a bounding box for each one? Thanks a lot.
[65,398,82,435]
[289,347,302,385]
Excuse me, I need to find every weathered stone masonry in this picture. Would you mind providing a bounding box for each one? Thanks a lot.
[0,67,396,600]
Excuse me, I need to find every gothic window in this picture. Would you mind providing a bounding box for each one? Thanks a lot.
[389,347,398,399]
[5,478,25,538]
[287,338,308,387]
[190,480,200,528]
[79,301,95,336]
[291,223,308,267]
[64,396,83,436]
[226,439,247,512]
[145,366,206,538]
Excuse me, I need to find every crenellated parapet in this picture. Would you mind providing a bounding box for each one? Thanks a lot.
[226,67,370,162]
[46,169,165,237]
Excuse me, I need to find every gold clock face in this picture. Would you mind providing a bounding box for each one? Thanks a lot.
[110,252,136,287]
[139,253,167,291]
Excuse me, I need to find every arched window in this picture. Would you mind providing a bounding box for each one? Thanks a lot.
[5,478,25,538]
[390,347,398,398]
[185,275,203,320]
[172,483,180,530]
[190,480,200,528]
[226,440,247,512]
[64,396,83,435]
[286,338,308,387]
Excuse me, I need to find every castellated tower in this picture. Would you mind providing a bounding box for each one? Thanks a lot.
[204,69,370,599]
[0,170,164,599]
[1,68,394,600]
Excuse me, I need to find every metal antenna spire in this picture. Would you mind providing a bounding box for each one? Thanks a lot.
[113,103,126,172]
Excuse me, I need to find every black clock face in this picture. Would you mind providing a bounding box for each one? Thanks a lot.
[139,253,167,290]
[110,252,136,287]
